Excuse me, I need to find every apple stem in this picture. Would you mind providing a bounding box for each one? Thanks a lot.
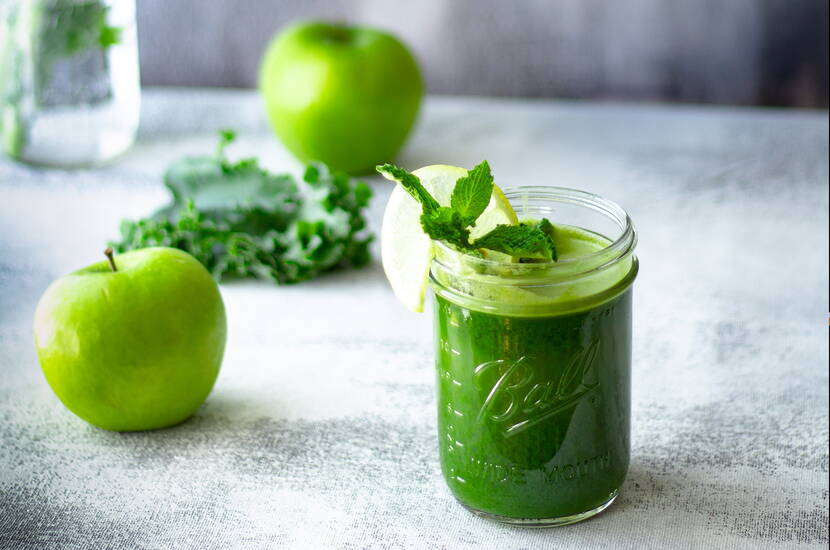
[104,247,118,272]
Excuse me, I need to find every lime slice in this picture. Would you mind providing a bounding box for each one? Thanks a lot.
[380,164,518,312]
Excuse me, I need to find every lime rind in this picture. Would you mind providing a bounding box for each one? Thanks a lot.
[380,164,517,312]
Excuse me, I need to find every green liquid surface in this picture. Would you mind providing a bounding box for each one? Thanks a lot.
[432,224,635,520]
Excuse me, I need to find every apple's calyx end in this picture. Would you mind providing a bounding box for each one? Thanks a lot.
[104,247,118,272]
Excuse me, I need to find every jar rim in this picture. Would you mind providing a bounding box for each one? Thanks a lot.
[431,185,637,282]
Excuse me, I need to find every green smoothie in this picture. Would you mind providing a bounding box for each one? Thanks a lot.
[431,224,637,522]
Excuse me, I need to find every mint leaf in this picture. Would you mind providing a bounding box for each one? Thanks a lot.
[420,207,472,250]
[450,161,493,226]
[534,218,558,261]
[376,164,440,214]
[473,221,556,260]
[377,163,474,251]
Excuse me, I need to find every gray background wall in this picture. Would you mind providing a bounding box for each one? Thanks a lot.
[137,0,829,108]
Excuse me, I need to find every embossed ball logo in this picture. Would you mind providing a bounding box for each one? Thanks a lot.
[474,341,600,437]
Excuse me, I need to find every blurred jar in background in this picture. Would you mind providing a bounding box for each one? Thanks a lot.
[0,0,139,167]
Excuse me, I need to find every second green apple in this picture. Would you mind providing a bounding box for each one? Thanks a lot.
[259,21,423,174]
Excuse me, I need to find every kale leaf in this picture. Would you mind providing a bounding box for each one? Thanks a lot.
[113,132,373,284]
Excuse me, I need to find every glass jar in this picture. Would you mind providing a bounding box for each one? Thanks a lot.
[0,0,140,167]
[430,186,638,526]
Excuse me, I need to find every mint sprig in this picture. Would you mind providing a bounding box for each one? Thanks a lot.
[377,162,557,261]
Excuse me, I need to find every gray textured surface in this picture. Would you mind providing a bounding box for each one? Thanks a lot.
[0,89,828,549]
[136,0,830,107]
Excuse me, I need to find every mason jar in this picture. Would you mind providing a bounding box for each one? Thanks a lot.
[429,186,638,526]
[0,0,140,167]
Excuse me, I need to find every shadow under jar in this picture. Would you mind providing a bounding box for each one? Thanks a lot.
[430,186,638,526]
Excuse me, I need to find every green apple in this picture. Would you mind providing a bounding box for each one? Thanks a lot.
[33,247,227,431]
[259,21,423,174]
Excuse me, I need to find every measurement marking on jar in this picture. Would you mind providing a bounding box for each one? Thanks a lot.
[446,403,466,418]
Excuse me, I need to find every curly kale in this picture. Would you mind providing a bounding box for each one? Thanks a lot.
[113,131,373,284]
